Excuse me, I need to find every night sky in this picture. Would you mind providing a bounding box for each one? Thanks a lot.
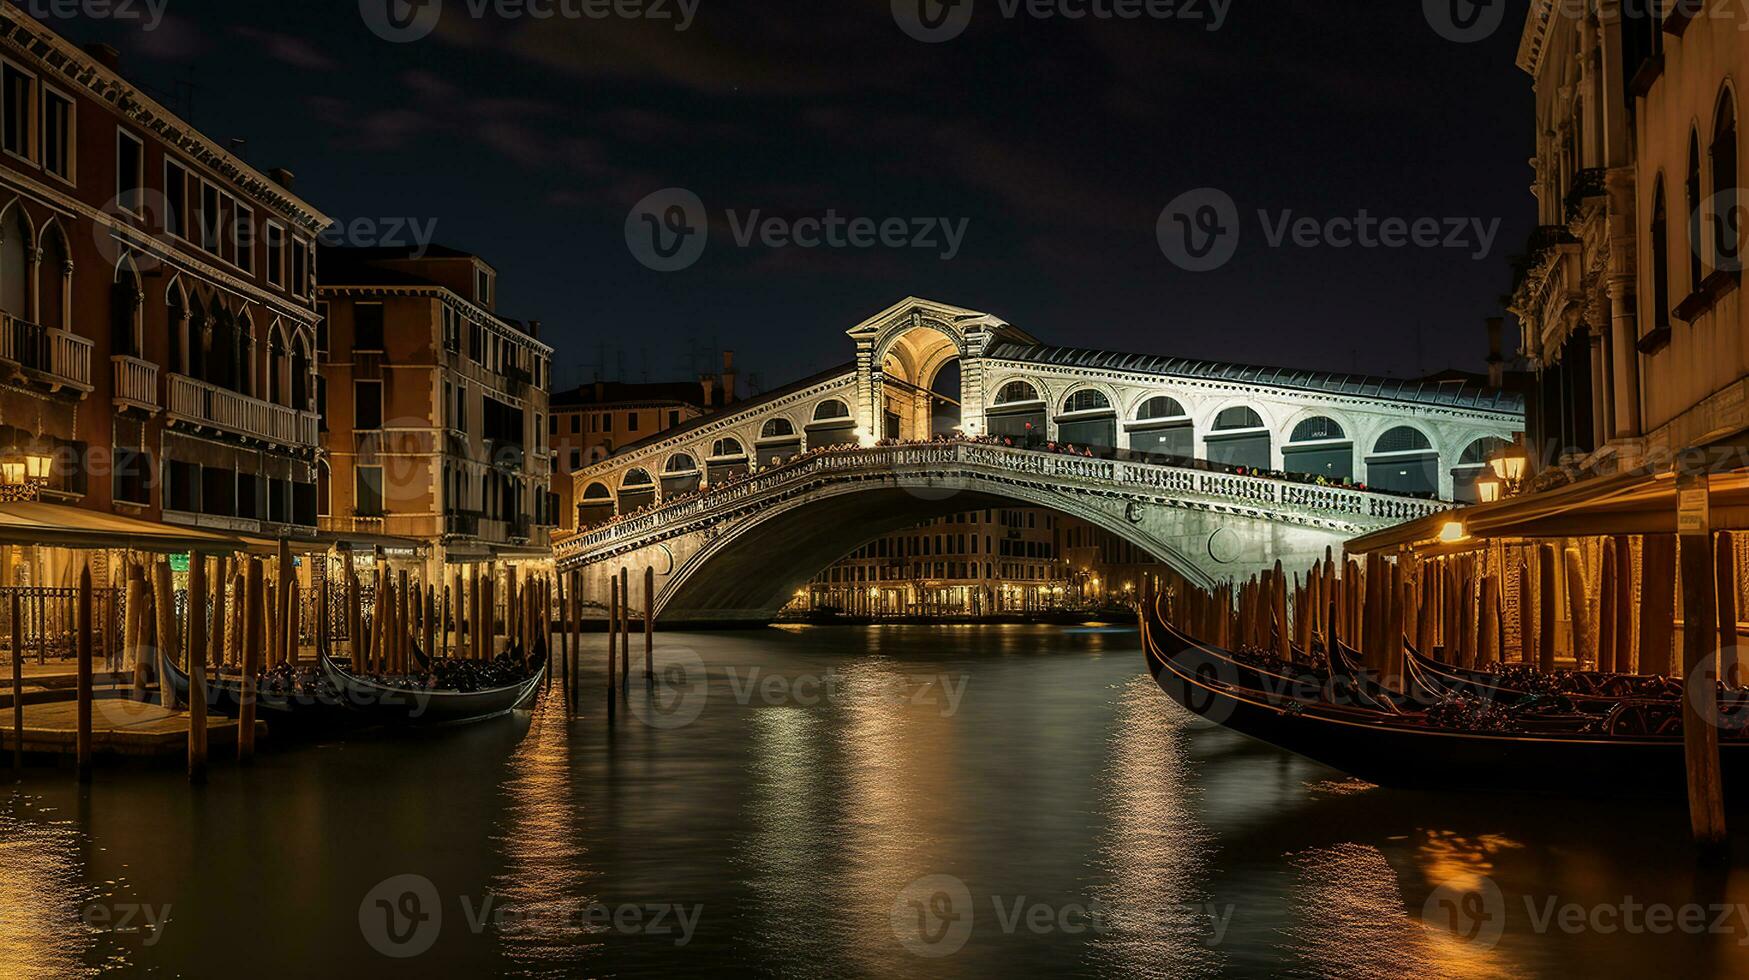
[57,0,1535,393]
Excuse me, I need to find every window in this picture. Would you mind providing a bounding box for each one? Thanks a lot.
[291,239,310,296]
[41,89,71,181]
[455,383,467,430]
[167,460,199,512]
[995,380,1040,404]
[1213,406,1265,430]
[163,159,188,239]
[627,412,639,433]
[354,380,383,430]
[1289,417,1346,442]
[571,415,581,434]
[116,129,144,213]
[2,64,34,161]
[1688,130,1705,292]
[1713,90,1739,272]
[669,410,680,427]
[1651,177,1672,332]
[1136,396,1186,420]
[264,222,285,287]
[761,417,796,439]
[354,303,385,350]
[712,438,745,458]
[112,446,151,505]
[234,204,254,272]
[1062,389,1113,414]
[477,269,493,306]
[813,399,851,421]
[355,466,385,517]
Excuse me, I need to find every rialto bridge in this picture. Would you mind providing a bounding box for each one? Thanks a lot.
[556,298,1523,625]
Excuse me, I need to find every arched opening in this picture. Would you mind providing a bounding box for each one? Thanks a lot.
[806,398,858,449]
[618,468,656,514]
[878,324,961,441]
[0,203,31,320]
[207,299,234,389]
[316,460,332,517]
[1281,416,1353,481]
[111,256,144,360]
[1127,395,1193,458]
[1713,88,1739,271]
[1056,388,1117,451]
[267,324,286,405]
[166,280,186,374]
[1205,406,1271,469]
[291,333,311,411]
[1650,176,1672,334]
[1366,426,1439,496]
[1451,436,1506,504]
[1688,128,1705,292]
[929,357,961,436]
[757,417,802,464]
[707,436,749,484]
[662,452,701,497]
[40,225,69,334]
[986,379,1046,446]
[578,481,614,528]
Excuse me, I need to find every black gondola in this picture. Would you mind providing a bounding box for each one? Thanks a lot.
[317,644,546,727]
[157,647,355,727]
[1143,601,1749,797]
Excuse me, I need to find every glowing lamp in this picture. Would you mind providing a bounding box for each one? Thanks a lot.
[1488,440,1528,483]
[1475,471,1503,504]
[1437,521,1470,545]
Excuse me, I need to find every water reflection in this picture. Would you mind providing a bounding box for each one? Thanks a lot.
[0,792,109,977]
[1087,676,1223,978]
[739,707,831,966]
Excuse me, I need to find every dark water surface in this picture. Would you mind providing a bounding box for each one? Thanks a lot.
[5,625,1749,978]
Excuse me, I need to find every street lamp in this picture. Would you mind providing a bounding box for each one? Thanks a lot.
[1487,437,1530,496]
[1475,470,1503,504]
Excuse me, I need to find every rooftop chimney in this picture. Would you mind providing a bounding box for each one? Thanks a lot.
[1485,317,1505,388]
[594,380,605,402]
[700,374,718,409]
[721,350,738,405]
[527,319,542,340]
[268,168,296,191]
[84,43,120,72]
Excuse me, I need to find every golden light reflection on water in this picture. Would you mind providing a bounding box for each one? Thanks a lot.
[740,707,831,964]
[492,688,596,975]
[836,660,960,975]
[1086,675,1223,979]
[0,794,106,978]
[1286,839,1519,980]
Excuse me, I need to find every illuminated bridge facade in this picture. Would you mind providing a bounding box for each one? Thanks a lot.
[558,298,1523,624]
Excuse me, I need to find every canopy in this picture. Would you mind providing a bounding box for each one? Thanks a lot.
[0,501,244,553]
[1346,467,1749,557]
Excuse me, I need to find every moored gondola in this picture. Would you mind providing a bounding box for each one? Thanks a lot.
[1143,600,1749,797]
[318,644,546,727]
[158,647,355,727]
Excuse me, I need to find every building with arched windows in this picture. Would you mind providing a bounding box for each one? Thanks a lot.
[0,11,328,586]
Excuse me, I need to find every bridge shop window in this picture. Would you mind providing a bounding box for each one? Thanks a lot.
[1126,396,1193,459]
[987,380,1046,445]
[1057,389,1117,450]
[1281,416,1354,482]
[708,437,750,483]
[578,481,615,528]
[1205,406,1271,470]
[1450,436,1505,505]
[1366,426,1440,497]
[662,453,701,496]
[758,417,803,463]
[807,399,858,448]
[618,468,656,514]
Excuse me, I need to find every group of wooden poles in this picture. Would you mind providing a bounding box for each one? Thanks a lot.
[9,545,669,787]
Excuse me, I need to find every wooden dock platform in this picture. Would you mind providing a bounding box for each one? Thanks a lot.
[0,697,263,759]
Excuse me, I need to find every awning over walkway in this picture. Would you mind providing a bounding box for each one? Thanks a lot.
[0,502,244,553]
[1346,468,1749,556]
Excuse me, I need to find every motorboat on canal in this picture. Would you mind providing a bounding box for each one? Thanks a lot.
[1142,598,1749,797]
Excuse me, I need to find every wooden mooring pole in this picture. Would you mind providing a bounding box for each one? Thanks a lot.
[239,558,263,763]
[188,555,208,783]
[644,566,655,682]
[609,573,619,695]
[619,567,630,690]
[1676,472,1726,852]
[11,592,21,779]
[75,565,92,783]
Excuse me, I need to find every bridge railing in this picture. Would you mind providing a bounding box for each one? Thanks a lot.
[555,442,1449,561]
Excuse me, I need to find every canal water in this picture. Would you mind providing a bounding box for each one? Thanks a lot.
[5,625,1749,978]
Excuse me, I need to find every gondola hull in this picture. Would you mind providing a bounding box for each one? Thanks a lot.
[158,649,355,727]
[318,647,545,727]
[1145,616,1749,798]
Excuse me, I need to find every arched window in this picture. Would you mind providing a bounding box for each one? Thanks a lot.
[1061,389,1113,414]
[1289,417,1346,442]
[582,482,613,501]
[1283,416,1352,480]
[166,281,185,373]
[661,452,701,496]
[39,225,69,334]
[1213,406,1265,431]
[664,453,697,473]
[994,380,1040,405]
[1651,176,1672,333]
[291,333,311,411]
[1713,89,1739,271]
[1688,128,1706,292]
[0,203,31,320]
[110,256,143,359]
[711,437,746,459]
[621,468,654,487]
[761,417,796,439]
[813,399,850,421]
[1452,436,1506,505]
[1135,396,1187,420]
[267,326,287,406]
[578,481,614,528]
[316,460,331,517]
[1367,426,1439,496]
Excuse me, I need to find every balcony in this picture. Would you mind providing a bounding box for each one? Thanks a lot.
[0,314,93,395]
[444,511,481,537]
[167,373,318,449]
[111,355,159,413]
[1563,168,1607,223]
